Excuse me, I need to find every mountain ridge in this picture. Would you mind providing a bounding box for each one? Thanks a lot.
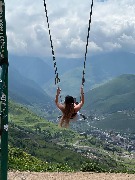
[9,52,135,97]
[9,65,52,108]
[84,74,135,114]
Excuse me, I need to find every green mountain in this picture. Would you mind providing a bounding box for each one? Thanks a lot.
[44,52,135,97]
[80,74,135,132]
[9,55,54,87]
[44,67,83,98]
[9,52,135,98]
[9,66,53,109]
[84,74,135,113]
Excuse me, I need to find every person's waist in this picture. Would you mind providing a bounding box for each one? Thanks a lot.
[70,112,77,119]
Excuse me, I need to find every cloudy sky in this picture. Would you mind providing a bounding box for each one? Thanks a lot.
[5,0,135,58]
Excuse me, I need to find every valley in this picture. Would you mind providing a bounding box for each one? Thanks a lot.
[7,51,135,173]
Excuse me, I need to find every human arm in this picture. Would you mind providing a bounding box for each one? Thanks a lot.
[55,87,64,111]
[74,86,84,112]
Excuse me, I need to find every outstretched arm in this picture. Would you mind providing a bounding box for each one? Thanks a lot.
[74,86,84,112]
[55,87,64,111]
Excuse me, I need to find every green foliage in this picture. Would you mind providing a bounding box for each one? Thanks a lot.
[9,146,131,174]
[80,156,131,173]
[81,162,106,172]
[8,147,74,172]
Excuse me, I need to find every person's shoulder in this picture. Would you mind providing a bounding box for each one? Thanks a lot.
[56,102,65,111]
[74,103,83,112]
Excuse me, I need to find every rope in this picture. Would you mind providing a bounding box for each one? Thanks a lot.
[82,0,94,87]
[43,0,94,92]
[43,0,60,86]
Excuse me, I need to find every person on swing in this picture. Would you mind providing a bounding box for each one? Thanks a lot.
[55,86,84,128]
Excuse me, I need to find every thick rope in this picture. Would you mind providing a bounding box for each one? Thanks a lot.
[43,0,60,86]
[82,0,94,87]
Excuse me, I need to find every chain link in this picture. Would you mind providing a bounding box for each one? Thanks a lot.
[82,0,94,87]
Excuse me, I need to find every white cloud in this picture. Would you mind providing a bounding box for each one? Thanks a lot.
[5,0,135,58]
[90,0,135,54]
[103,42,121,51]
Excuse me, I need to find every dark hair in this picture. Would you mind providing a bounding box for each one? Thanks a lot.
[60,95,75,127]
[65,95,74,104]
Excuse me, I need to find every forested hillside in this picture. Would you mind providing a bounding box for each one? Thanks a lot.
[84,74,135,113]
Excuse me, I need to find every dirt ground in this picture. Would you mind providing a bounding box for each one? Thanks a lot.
[8,172,135,180]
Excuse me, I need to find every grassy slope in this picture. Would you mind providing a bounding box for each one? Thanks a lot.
[9,100,79,143]
[9,122,135,173]
[84,74,135,113]
[9,101,87,170]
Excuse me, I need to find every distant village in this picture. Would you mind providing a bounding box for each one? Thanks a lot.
[71,109,135,160]
[70,125,135,160]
